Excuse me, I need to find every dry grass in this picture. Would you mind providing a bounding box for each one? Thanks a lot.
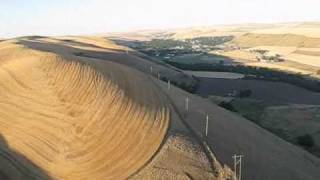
[286,53,320,67]
[245,62,315,74]
[131,133,233,180]
[221,49,320,75]
[219,50,258,63]
[232,33,320,48]
[294,49,320,56]
[252,24,320,38]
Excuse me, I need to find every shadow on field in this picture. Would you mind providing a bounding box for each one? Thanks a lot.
[0,134,52,180]
[16,39,198,93]
[16,39,148,72]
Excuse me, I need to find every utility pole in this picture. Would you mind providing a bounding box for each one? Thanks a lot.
[233,155,236,180]
[185,97,189,112]
[205,114,209,137]
[239,155,242,180]
[233,154,243,180]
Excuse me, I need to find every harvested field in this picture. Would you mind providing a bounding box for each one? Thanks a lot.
[218,50,257,63]
[245,61,317,74]
[227,32,320,72]
[286,53,320,67]
[294,49,320,56]
[232,33,320,48]
[0,42,170,179]
[221,48,320,75]
[0,38,233,180]
[252,24,320,38]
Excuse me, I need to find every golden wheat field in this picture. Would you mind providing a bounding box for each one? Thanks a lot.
[0,41,170,179]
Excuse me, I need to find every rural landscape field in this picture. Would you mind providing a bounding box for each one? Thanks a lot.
[1,0,320,180]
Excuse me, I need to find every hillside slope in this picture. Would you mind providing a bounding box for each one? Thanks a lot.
[2,35,320,180]
[155,79,320,180]
[0,41,170,179]
[0,38,232,180]
[232,33,320,48]
[104,30,320,179]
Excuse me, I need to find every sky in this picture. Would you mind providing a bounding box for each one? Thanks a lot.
[1,0,320,38]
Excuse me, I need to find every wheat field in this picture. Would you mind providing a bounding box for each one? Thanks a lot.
[0,42,170,179]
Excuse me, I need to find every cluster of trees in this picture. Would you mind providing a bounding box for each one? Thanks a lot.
[217,89,252,112]
[251,49,268,55]
[140,49,201,58]
[185,36,234,47]
[159,76,198,94]
[165,62,320,93]
[259,54,284,62]
[146,39,192,50]
[297,134,315,148]
[218,101,237,112]
[138,36,234,51]
[239,89,252,98]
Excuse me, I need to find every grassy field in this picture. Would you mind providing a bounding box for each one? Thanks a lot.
[230,98,267,122]
[167,53,234,65]
[184,71,245,79]
[214,98,320,157]
[195,77,320,105]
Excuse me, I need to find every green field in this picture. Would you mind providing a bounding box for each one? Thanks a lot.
[210,97,320,157]
[167,53,233,65]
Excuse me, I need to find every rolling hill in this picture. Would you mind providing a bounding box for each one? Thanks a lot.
[0,35,319,180]
[0,40,171,179]
[0,37,231,179]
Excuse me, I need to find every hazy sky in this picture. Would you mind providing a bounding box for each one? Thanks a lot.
[1,0,320,37]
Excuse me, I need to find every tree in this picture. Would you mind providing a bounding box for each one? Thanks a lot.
[218,101,237,112]
[297,134,314,148]
[239,89,252,98]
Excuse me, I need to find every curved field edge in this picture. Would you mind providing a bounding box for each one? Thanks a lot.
[0,42,170,180]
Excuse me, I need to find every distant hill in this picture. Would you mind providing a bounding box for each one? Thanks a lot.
[232,33,320,48]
